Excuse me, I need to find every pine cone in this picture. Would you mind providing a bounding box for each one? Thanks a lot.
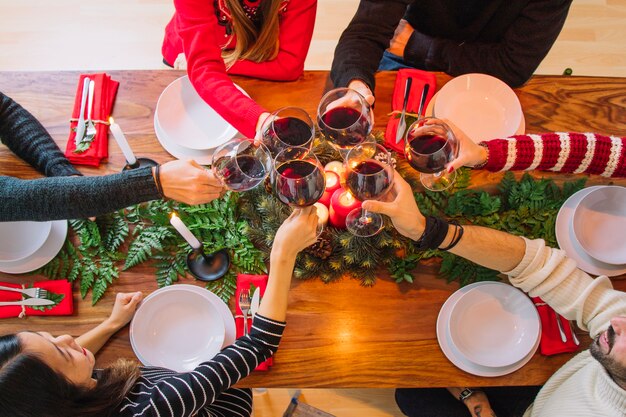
[263,176,274,195]
[304,230,333,259]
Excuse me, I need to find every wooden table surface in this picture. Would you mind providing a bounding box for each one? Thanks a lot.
[0,71,625,388]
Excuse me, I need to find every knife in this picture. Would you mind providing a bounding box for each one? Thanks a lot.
[0,298,56,307]
[395,77,413,144]
[250,287,261,319]
[74,77,90,145]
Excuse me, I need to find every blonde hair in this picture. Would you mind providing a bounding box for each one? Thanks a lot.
[222,0,282,68]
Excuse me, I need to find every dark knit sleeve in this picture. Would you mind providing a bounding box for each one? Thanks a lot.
[404,0,573,87]
[120,314,285,417]
[330,0,412,91]
[0,167,161,221]
[0,92,80,177]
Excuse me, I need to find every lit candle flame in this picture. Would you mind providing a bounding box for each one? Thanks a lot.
[109,116,115,124]
[345,191,354,203]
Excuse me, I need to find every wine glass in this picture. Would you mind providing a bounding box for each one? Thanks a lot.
[344,143,394,237]
[317,88,372,159]
[211,138,272,192]
[273,146,326,235]
[404,117,459,191]
[261,107,315,156]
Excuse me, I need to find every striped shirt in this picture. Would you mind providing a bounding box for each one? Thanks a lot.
[118,314,285,417]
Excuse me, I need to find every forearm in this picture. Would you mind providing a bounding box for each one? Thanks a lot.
[258,251,297,322]
[76,320,119,355]
[0,167,160,221]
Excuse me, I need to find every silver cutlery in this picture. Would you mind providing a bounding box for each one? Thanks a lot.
[74,77,90,145]
[568,321,580,345]
[85,79,97,140]
[0,285,48,299]
[555,314,568,343]
[416,83,430,122]
[395,77,413,144]
[239,290,251,337]
[0,298,55,307]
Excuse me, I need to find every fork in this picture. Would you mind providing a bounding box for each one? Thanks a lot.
[84,80,97,140]
[239,290,251,337]
[0,285,48,299]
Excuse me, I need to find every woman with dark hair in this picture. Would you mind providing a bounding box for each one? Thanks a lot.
[0,206,319,417]
[161,0,317,139]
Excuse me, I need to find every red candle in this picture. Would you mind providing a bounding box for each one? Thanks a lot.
[329,188,362,229]
[318,170,342,207]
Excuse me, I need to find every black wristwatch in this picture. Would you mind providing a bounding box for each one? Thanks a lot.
[458,388,475,402]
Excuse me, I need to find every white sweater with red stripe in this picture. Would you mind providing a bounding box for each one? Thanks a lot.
[482,133,626,177]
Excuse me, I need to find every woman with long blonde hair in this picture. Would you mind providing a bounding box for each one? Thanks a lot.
[162,0,317,138]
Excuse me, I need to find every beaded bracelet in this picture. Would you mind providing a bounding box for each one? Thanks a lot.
[473,142,490,169]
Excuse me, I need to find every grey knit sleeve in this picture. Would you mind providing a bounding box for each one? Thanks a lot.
[0,167,161,221]
[0,92,80,177]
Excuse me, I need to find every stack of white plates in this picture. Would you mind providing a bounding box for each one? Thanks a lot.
[427,73,525,143]
[437,282,541,377]
[130,284,236,372]
[154,76,248,165]
[0,220,67,274]
[556,186,626,276]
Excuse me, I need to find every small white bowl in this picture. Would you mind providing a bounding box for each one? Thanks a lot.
[572,186,626,265]
[0,221,52,263]
[448,282,540,368]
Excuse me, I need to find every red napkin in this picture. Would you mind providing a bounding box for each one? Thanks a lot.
[0,280,74,318]
[64,73,119,166]
[236,274,273,371]
[384,69,437,154]
[532,297,579,355]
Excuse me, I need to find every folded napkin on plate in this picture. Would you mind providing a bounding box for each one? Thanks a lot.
[64,73,119,166]
[384,69,437,154]
[0,280,73,319]
[236,273,272,371]
[532,297,579,355]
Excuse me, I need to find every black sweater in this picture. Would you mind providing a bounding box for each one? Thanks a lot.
[0,92,160,221]
[331,0,572,89]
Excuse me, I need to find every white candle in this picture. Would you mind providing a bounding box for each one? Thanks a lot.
[109,117,137,166]
[170,213,202,250]
[313,202,329,227]
[324,161,345,177]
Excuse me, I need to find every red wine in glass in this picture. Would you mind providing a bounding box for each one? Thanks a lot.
[319,106,370,149]
[264,115,314,155]
[275,160,325,207]
[406,133,454,174]
[213,154,267,191]
[345,160,391,200]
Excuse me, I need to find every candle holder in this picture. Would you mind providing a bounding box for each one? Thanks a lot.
[186,248,230,282]
[122,157,158,171]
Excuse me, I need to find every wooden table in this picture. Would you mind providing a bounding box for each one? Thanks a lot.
[0,71,625,388]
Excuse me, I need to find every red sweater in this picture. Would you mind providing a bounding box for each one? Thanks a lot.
[163,0,317,138]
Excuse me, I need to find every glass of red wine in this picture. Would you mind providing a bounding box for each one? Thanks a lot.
[273,146,326,235]
[404,118,459,191]
[261,107,315,156]
[211,138,272,192]
[344,143,394,237]
[317,88,372,159]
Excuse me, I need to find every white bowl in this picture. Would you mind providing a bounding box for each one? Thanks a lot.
[155,75,245,151]
[448,282,540,368]
[572,186,626,265]
[434,73,523,142]
[130,286,225,372]
[0,221,52,262]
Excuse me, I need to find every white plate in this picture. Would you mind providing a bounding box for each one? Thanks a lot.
[0,221,51,262]
[0,220,67,274]
[168,284,236,347]
[437,281,540,377]
[433,74,524,143]
[572,186,626,265]
[448,282,540,368]
[155,75,244,151]
[130,286,226,372]
[154,108,214,165]
[556,186,626,276]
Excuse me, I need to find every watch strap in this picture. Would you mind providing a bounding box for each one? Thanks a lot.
[459,388,474,402]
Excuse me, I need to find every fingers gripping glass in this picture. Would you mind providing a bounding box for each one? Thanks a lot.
[211,138,272,192]
[404,118,459,191]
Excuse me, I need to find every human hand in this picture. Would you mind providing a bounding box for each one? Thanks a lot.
[271,206,318,260]
[387,19,414,57]
[361,170,425,240]
[254,112,273,144]
[347,79,376,107]
[105,292,143,331]
[464,390,498,417]
[156,159,225,205]
[442,119,488,172]
[325,81,375,127]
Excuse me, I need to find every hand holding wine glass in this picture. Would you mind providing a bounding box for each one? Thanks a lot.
[211,138,272,192]
[260,107,315,156]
